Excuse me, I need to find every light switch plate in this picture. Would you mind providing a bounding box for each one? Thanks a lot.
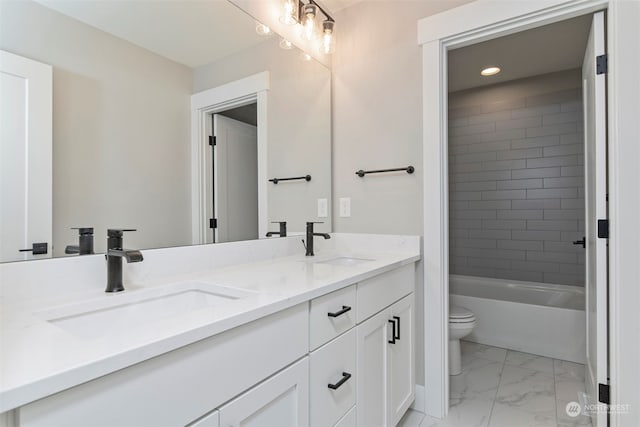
[339,197,351,217]
[317,198,328,217]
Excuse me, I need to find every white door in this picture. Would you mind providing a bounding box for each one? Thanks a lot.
[218,358,309,427]
[210,114,258,243]
[388,294,415,426]
[582,11,608,426]
[356,309,389,427]
[0,50,52,262]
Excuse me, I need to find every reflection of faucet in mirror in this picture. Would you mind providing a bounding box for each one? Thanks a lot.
[106,229,143,293]
[304,222,331,257]
[266,221,287,237]
[65,227,95,255]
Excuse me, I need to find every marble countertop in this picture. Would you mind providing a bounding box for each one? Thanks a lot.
[0,246,420,413]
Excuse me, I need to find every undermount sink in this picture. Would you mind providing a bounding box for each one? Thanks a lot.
[37,281,256,340]
[313,256,375,267]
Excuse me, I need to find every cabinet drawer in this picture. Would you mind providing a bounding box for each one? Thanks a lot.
[310,328,356,427]
[356,264,414,323]
[310,285,356,350]
[334,405,356,427]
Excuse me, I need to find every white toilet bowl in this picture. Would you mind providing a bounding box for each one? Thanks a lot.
[449,306,476,376]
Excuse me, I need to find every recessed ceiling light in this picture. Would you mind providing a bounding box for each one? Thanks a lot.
[481,66,501,76]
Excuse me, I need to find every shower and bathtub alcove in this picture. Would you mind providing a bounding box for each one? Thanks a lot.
[446,16,592,367]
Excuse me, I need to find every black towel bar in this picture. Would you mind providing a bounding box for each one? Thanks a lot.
[355,166,415,177]
[269,175,312,184]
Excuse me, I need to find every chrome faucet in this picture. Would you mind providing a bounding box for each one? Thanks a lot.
[266,221,287,237]
[106,229,143,293]
[305,222,331,257]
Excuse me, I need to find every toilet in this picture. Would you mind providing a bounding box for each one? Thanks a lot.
[449,305,476,375]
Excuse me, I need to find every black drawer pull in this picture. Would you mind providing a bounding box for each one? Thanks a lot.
[393,316,401,340]
[388,319,396,344]
[328,372,352,390]
[328,305,352,318]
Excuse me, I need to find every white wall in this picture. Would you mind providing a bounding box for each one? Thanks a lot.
[193,38,332,234]
[332,0,473,386]
[0,0,193,255]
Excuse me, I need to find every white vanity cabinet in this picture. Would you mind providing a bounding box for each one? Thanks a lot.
[355,265,415,427]
[9,262,416,427]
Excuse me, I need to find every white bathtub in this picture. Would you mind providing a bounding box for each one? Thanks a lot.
[450,274,586,363]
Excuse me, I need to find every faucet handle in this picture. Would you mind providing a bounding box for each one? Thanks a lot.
[71,227,94,235]
[107,228,137,237]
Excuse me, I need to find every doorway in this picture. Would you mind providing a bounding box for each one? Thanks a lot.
[208,104,258,243]
[419,3,613,424]
[190,71,269,246]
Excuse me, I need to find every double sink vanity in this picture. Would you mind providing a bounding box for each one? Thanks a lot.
[0,233,420,426]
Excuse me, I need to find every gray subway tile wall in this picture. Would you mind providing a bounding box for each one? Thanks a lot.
[448,88,585,286]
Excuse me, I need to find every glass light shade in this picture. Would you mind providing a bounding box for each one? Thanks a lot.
[280,0,299,25]
[255,22,272,36]
[279,38,294,50]
[301,52,313,61]
[320,20,335,54]
[301,4,317,41]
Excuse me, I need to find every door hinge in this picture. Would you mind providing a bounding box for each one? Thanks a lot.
[209,135,216,146]
[598,219,609,238]
[209,218,217,229]
[599,383,611,404]
[596,54,608,75]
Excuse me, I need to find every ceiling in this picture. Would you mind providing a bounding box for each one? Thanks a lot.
[320,0,363,12]
[448,14,592,92]
[35,0,271,68]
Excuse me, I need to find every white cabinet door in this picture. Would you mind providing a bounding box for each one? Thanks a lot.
[218,358,309,427]
[356,293,415,427]
[356,308,390,427]
[388,294,415,426]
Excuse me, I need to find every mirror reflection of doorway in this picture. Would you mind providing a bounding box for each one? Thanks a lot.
[209,103,258,243]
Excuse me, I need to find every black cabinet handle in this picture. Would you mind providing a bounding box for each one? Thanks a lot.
[19,242,48,255]
[328,305,352,318]
[388,319,397,344]
[393,316,401,340]
[328,372,352,390]
[573,237,586,249]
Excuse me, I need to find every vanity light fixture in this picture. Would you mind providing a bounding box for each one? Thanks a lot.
[255,22,273,36]
[278,0,336,54]
[481,66,501,76]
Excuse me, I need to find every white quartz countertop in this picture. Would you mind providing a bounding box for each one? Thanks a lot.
[0,246,419,412]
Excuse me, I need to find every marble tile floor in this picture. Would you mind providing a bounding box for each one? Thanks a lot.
[398,341,592,427]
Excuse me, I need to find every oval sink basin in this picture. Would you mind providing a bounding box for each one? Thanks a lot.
[36,281,256,340]
[314,257,374,267]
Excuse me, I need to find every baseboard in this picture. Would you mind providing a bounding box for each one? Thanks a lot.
[410,385,425,413]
